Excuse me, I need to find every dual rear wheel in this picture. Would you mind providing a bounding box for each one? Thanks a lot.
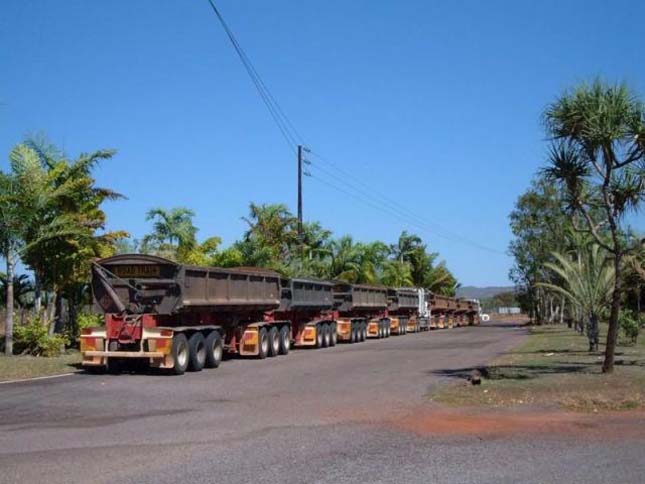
[172,330,223,375]
[317,322,337,348]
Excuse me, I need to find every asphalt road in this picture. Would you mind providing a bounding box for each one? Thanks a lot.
[1,322,644,484]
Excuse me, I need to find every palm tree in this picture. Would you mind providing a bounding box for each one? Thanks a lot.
[242,203,298,262]
[326,236,362,282]
[381,260,414,287]
[389,231,434,287]
[425,262,458,296]
[1,144,89,354]
[21,142,126,323]
[539,244,615,351]
[355,241,388,284]
[0,172,22,354]
[143,207,198,260]
[544,80,645,372]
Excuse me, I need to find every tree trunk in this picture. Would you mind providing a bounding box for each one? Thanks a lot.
[587,312,599,352]
[560,296,565,325]
[602,254,623,373]
[4,253,15,355]
[46,292,57,335]
[33,272,42,315]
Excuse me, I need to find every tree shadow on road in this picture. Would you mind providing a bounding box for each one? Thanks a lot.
[428,361,598,382]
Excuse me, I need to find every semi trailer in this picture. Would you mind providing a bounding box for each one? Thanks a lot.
[333,282,390,341]
[81,254,481,375]
[387,287,420,335]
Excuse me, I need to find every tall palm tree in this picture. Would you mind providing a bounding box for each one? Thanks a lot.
[539,244,615,351]
[1,144,87,354]
[242,203,298,261]
[544,80,645,372]
[355,241,388,284]
[389,231,433,286]
[326,236,362,282]
[21,141,126,318]
[425,262,458,296]
[143,207,198,260]
[381,260,414,287]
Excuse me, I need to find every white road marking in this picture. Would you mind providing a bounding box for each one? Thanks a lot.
[0,371,79,385]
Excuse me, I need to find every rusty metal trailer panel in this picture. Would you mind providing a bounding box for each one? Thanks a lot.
[429,293,455,312]
[279,277,335,311]
[92,254,281,316]
[387,287,419,313]
[333,282,389,313]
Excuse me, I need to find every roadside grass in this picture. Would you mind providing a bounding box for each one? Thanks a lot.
[431,324,645,412]
[0,351,81,382]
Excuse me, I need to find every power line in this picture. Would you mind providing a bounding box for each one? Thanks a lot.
[205,1,505,256]
[307,157,505,254]
[309,169,505,255]
[206,0,299,152]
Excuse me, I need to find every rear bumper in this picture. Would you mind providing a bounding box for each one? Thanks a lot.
[80,326,173,368]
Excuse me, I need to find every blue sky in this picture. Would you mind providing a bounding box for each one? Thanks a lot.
[1,0,644,286]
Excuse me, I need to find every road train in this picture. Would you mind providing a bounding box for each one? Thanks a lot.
[81,254,481,375]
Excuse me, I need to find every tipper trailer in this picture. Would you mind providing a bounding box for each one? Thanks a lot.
[277,277,337,348]
[333,282,390,341]
[428,293,455,329]
[387,287,422,335]
[82,254,288,374]
[81,254,481,375]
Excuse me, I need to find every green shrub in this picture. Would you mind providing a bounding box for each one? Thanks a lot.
[619,310,639,344]
[77,312,104,330]
[69,312,104,343]
[14,318,69,357]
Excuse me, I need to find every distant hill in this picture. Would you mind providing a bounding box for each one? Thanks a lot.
[456,286,515,299]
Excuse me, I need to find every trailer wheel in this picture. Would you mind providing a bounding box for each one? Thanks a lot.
[187,332,206,372]
[330,323,337,346]
[171,333,190,375]
[386,323,391,337]
[268,326,280,357]
[279,325,290,355]
[258,327,269,359]
[360,322,366,342]
[204,331,223,369]
[322,323,331,348]
[316,324,324,348]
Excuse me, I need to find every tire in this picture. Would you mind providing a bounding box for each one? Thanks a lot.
[279,325,290,355]
[316,324,324,348]
[268,326,280,357]
[188,332,206,372]
[361,323,367,342]
[258,327,269,359]
[204,331,223,369]
[322,323,331,348]
[171,333,190,375]
[330,323,337,346]
[351,324,357,344]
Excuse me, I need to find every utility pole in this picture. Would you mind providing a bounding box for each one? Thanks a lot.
[297,144,310,257]
[297,144,303,244]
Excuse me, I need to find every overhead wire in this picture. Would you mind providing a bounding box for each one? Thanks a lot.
[205,0,505,256]
[206,0,298,152]
[308,152,505,254]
